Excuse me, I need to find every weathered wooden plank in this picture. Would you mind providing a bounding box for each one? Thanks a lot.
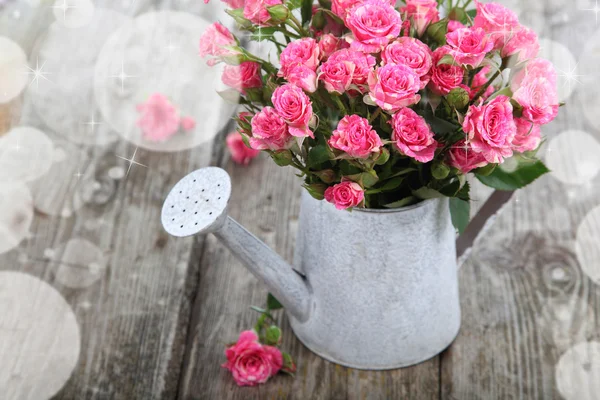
[178,154,440,399]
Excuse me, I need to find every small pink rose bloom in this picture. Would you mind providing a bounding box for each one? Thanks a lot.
[324,181,365,210]
[318,34,341,60]
[198,22,237,65]
[221,61,263,93]
[400,0,440,36]
[368,64,421,112]
[222,330,282,387]
[447,140,489,174]
[244,0,283,26]
[328,115,383,159]
[473,0,520,51]
[462,95,516,164]
[180,116,196,132]
[445,27,493,68]
[512,117,541,153]
[279,38,320,92]
[390,107,438,163]
[226,132,260,165]
[136,93,180,142]
[327,49,376,95]
[271,84,314,138]
[428,47,465,96]
[501,25,539,63]
[345,0,402,53]
[318,57,355,94]
[447,19,466,33]
[511,58,557,91]
[222,0,245,8]
[381,37,432,89]
[331,0,361,21]
[513,77,559,125]
[250,106,294,150]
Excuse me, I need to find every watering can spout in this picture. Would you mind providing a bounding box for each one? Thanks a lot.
[160,167,311,322]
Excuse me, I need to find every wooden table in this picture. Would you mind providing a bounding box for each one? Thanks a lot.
[1,1,599,399]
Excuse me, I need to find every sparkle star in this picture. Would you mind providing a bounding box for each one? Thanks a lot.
[582,0,600,24]
[25,59,52,89]
[115,147,147,177]
[556,60,583,94]
[165,38,180,54]
[74,170,84,179]
[82,113,102,133]
[51,0,78,22]
[109,59,138,94]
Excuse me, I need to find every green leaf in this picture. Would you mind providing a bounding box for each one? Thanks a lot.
[466,9,477,19]
[438,179,461,197]
[378,176,404,192]
[249,306,275,320]
[413,187,444,199]
[318,8,344,25]
[301,0,312,24]
[281,352,297,375]
[437,54,457,66]
[217,89,242,104]
[374,147,390,165]
[267,293,284,310]
[271,150,293,166]
[287,0,301,9]
[383,196,418,208]
[307,144,331,167]
[449,197,470,234]
[476,160,550,191]
[303,183,327,200]
[250,27,278,41]
[418,108,460,135]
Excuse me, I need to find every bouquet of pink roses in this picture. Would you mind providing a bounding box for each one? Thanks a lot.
[200,0,558,232]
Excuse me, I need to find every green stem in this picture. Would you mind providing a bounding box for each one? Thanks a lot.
[368,108,381,123]
[287,14,309,37]
[470,69,501,103]
[332,95,348,115]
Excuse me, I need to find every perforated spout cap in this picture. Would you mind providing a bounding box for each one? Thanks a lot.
[161,167,232,237]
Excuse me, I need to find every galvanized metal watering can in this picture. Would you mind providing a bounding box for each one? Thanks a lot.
[161,167,511,369]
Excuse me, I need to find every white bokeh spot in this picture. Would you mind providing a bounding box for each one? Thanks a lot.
[0,126,55,184]
[538,38,580,102]
[52,0,95,29]
[576,205,600,285]
[0,36,29,104]
[556,341,600,400]
[545,130,600,185]
[0,183,34,255]
[52,238,107,289]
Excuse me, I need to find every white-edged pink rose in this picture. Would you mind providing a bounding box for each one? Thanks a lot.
[328,115,383,159]
[324,181,365,210]
[447,19,466,33]
[345,0,402,53]
[400,0,440,36]
[318,34,341,59]
[381,37,432,89]
[511,58,557,91]
[331,0,362,21]
[473,0,519,50]
[390,107,438,162]
[447,140,489,174]
[221,61,263,93]
[198,22,237,65]
[463,95,516,163]
[222,330,282,386]
[502,25,539,62]
[327,49,376,95]
[428,47,465,96]
[279,38,320,92]
[513,77,559,125]
[368,64,421,112]
[445,27,493,67]
[244,0,283,26]
[226,132,260,165]
[250,106,294,150]
[271,84,314,138]
[512,117,541,153]
[318,58,355,94]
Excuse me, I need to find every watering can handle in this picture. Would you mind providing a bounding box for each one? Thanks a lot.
[455,190,514,259]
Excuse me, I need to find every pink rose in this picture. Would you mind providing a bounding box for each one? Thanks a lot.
[463,95,516,163]
[428,47,465,96]
[198,22,237,65]
[180,116,196,132]
[327,49,376,95]
[222,0,245,8]
[512,117,541,153]
[400,0,440,36]
[226,132,260,165]
[244,0,283,26]
[271,84,314,138]
[318,34,341,59]
[318,57,355,94]
[447,19,466,33]
[221,61,263,93]
[328,115,383,158]
[285,65,318,93]
[331,0,361,21]
[445,27,493,67]
[447,140,489,174]
[250,106,294,150]
[473,0,519,51]
[136,93,180,142]
[501,25,539,62]
[368,64,421,112]
[345,0,402,53]
[381,37,432,89]
[279,38,320,92]
[324,181,365,210]
[513,77,559,125]
[390,107,437,162]
[222,330,282,386]
[512,58,557,91]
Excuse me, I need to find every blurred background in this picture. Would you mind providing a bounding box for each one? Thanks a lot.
[1,0,600,399]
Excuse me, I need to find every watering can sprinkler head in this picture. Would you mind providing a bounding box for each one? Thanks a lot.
[161,167,311,322]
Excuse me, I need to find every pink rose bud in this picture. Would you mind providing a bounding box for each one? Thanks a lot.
[328,115,383,159]
[381,37,433,89]
[390,107,438,163]
[400,0,440,36]
[249,106,294,150]
[473,0,520,51]
[318,34,341,59]
[222,330,283,386]
[221,61,263,94]
[345,0,402,53]
[180,116,196,132]
[271,84,314,138]
[198,22,237,63]
[427,47,465,96]
[463,96,516,164]
[244,0,283,26]
[226,132,260,165]
[324,181,365,210]
[445,27,493,67]
[447,19,466,33]
[512,118,542,153]
[368,64,421,112]
[136,93,180,142]
[447,140,489,174]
